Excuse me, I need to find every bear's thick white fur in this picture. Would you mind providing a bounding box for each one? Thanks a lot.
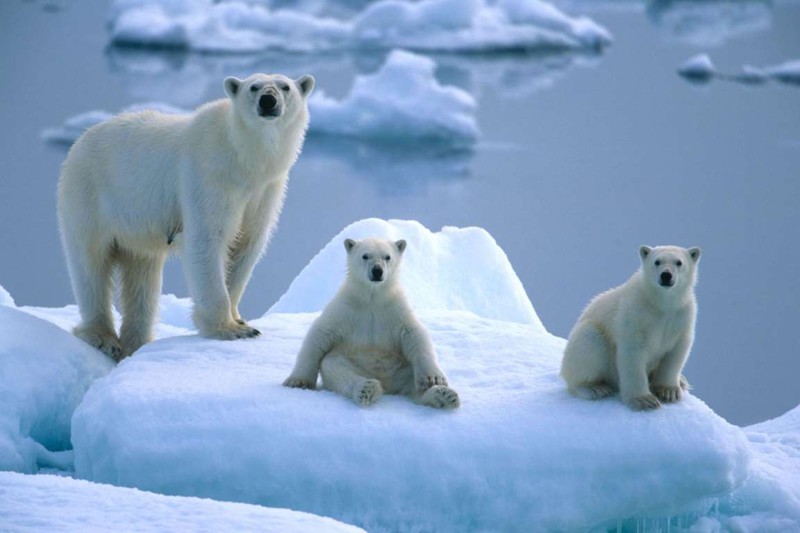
[560,245,701,411]
[283,238,460,409]
[57,73,314,360]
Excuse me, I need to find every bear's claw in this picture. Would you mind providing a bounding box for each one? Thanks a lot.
[416,374,448,391]
[355,380,383,407]
[283,377,316,390]
[628,394,661,411]
[652,385,682,403]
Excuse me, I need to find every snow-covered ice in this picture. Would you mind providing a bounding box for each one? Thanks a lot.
[765,59,800,86]
[2,219,799,530]
[107,0,612,54]
[0,305,114,473]
[0,471,364,532]
[678,55,800,87]
[310,51,478,147]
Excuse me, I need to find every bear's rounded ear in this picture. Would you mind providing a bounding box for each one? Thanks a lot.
[395,240,407,254]
[639,245,652,261]
[344,239,356,253]
[224,77,242,98]
[688,247,701,263]
[295,75,315,98]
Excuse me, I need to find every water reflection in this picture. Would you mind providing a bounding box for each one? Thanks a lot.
[647,0,771,46]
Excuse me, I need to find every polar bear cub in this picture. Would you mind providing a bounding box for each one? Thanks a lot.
[561,245,701,411]
[283,238,460,409]
[57,73,314,360]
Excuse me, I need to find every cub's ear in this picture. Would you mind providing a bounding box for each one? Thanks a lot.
[395,240,407,254]
[688,247,701,263]
[639,245,653,261]
[296,75,315,98]
[344,239,356,253]
[224,77,242,98]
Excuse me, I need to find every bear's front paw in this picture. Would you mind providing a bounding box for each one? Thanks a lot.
[627,394,661,411]
[416,373,448,391]
[652,384,682,403]
[283,377,317,390]
[75,327,123,362]
[354,380,383,407]
[421,385,460,409]
[207,322,261,341]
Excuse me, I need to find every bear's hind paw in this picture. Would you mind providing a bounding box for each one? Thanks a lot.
[421,385,460,409]
[354,380,383,407]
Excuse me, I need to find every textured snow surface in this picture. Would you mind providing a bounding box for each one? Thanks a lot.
[107,0,612,53]
[0,305,114,473]
[0,471,364,532]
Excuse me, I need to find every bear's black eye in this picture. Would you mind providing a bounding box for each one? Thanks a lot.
[655,260,661,266]
[676,260,683,267]
[362,254,369,261]
[280,83,290,92]
[385,255,391,261]
[250,84,260,93]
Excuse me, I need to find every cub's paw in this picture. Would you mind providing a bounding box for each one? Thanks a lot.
[208,322,261,340]
[652,385,682,403]
[573,383,614,400]
[416,373,448,391]
[75,327,123,362]
[354,380,383,407]
[421,385,460,409]
[627,394,661,411]
[283,377,317,390]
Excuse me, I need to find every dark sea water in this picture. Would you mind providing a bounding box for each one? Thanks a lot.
[0,0,798,426]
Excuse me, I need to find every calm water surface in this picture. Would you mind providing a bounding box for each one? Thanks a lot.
[0,0,798,426]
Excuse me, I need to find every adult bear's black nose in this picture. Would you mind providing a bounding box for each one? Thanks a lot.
[660,271,673,285]
[259,94,277,115]
[371,265,383,282]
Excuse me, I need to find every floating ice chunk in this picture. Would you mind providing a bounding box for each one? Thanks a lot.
[765,60,800,86]
[309,51,479,145]
[270,218,541,328]
[0,306,114,473]
[678,53,717,82]
[71,219,750,532]
[733,64,769,85]
[107,0,612,53]
[0,471,364,532]
[41,102,188,145]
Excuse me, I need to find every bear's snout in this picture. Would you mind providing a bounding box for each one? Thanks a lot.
[370,265,384,283]
[659,271,674,287]
[258,93,279,117]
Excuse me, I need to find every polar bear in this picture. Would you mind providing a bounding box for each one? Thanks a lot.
[57,73,314,360]
[560,245,701,411]
[283,238,460,409]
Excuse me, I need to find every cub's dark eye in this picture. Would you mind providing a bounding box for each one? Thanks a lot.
[250,85,260,92]
[655,260,661,266]
[362,254,369,261]
[280,83,291,92]
[676,260,683,267]
[384,255,391,261]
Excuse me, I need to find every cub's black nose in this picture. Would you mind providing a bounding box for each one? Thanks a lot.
[371,265,383,282]
[259,94,277,114]
[660,271,673,285]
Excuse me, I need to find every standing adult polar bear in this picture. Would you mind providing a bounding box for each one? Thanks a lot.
[58,73,314,360]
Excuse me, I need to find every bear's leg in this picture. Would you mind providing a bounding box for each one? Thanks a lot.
[561,323,616,400]
[66,240,121,361]
[650,336,692,404]
[417,385,460,409]
[118,249,165,360]
[617,341,660,411]
[321,351,383,407]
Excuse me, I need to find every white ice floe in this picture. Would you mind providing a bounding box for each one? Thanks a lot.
[107,0,612,53]
[0,304,114,473]
[765,59,800,86]
[677,53,716,81]
[2,219,798,531]
[0,471,364,532]
[309,51,479,145]
[0,285,14,307]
